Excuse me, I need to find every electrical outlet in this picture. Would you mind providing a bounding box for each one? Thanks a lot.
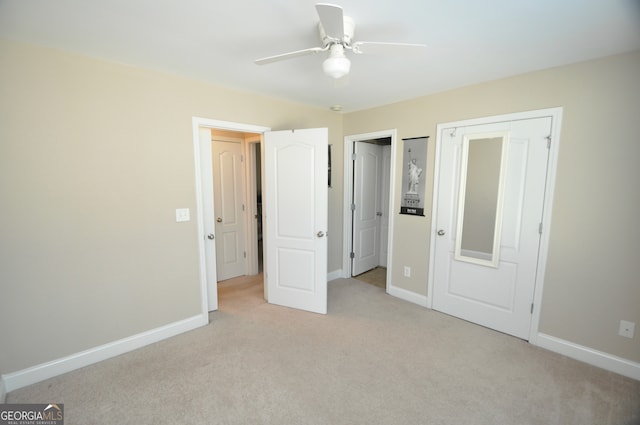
[404,266,411,277]
[619,320,635,339]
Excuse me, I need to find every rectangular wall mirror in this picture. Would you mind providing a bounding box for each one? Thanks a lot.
[454,131,510,268]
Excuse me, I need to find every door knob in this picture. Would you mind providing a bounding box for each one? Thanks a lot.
[437,229,446,236]
[317,231,325,238]
[207,233,215,240]
[216,217,222,223]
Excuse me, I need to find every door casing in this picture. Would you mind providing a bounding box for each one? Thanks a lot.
[427,108,563,344]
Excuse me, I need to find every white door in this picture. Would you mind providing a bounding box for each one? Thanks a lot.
[198,128,218,311]
[212,139,247,281]
[264,128,328,314]
[352,142,382,275]
[432,117,552,339]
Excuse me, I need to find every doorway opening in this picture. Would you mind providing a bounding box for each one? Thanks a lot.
[195,120,330,315]
[209,129,263,302]
[192,117,270,314]
[343,130,398,292]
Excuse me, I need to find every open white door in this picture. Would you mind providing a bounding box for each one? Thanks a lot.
[264,128,328,314]
[198,127,218,311]
[352,141,383,276]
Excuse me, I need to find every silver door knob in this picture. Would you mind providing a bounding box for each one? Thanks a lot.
[207,233,215,240]
[317,231,325,238]
[437,230,446,236]
[216,217,222,223]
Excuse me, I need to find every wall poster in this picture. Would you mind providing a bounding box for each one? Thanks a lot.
[400,136,428,216]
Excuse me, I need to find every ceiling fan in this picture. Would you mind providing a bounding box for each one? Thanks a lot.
[255,3,426,79]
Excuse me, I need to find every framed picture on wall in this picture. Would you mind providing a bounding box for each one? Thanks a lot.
[400,136,428,216]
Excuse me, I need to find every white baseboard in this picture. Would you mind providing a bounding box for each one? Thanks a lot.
[536,333,640,381]
[2,313,208,393]
[387,283,429,308]
[327,269,343,282]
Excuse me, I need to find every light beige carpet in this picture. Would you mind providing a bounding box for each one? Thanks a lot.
[7,276,640,425]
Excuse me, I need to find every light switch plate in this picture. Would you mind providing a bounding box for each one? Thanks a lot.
[404,266,411,277]
[175,208,190,222]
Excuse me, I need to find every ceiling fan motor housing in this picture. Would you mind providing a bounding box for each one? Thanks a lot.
[319,15,355,47]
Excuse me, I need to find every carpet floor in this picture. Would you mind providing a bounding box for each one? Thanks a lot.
[7,276,640,425]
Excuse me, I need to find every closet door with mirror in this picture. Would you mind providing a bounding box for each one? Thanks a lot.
[432,116,552,339]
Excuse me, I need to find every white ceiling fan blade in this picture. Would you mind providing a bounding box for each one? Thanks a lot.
[255,47,326,65]
[315,3,344,41]
[352,41,427,55]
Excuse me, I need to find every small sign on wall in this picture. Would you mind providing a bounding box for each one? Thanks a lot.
[400,136,428,216]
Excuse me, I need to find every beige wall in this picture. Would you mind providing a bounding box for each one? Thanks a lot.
[0,40,342,373]
[1,37,638,377]
[344,50,640,363]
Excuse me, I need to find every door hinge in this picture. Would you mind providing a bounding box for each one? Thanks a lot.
[538,222,543,234]
[351,203,356,211]
[244,251,247,258]
[545,135,551,149]
[531,303,534,314]
[352,153,357,161]
[350,252,355,259]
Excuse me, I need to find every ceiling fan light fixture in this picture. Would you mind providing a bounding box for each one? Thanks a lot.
[322,44,351,79]
[255,4,426,83]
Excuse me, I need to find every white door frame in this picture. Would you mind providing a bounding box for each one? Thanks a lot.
[343,129,398,289]
[427,108,563,343]
[192,117,271,318]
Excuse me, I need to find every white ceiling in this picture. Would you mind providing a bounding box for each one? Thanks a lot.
[2,0,639,113]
